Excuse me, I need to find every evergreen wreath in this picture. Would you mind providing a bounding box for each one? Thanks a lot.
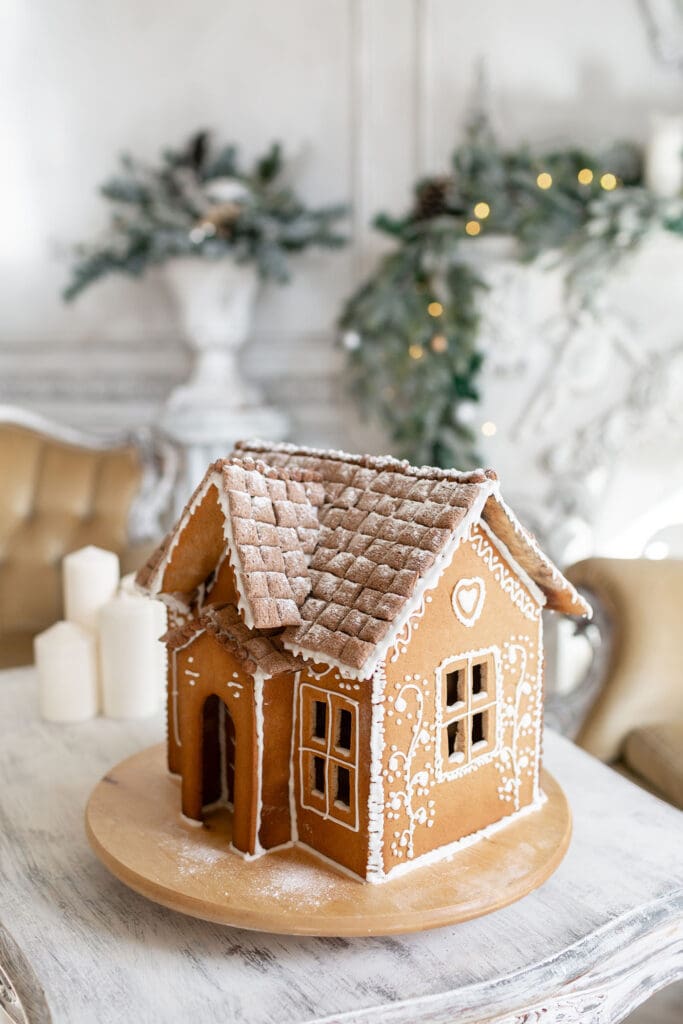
[340,114,683,469]
[64,132,347,300]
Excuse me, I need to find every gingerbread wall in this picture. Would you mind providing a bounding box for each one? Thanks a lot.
[173,632,295,855]
[293,664,373,879]
[373,521,544,879]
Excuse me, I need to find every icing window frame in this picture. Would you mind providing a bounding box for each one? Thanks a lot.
[299,683,359,831]
[435,648,499,780]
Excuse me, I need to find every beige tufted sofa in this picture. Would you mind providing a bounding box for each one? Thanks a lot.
[0,406,177,668]
[562,557,683,810]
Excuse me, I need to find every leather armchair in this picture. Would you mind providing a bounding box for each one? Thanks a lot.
[0,406,177,667]
[556,557,683,809]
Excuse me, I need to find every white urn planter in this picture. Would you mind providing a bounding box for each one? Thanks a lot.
[160,257,288,509]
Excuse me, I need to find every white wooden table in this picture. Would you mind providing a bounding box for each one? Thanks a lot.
[1,667,682,1024]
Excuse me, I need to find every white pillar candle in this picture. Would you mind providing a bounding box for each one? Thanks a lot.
[63,546,120,630]
[645,114,683,198]
[99,593,166,718]
[34,621,99,722]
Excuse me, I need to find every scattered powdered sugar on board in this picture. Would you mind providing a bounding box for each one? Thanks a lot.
[160,825,231,878]
[253,858,338,907]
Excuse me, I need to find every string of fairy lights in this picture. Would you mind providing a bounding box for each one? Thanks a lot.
[405,164,622,440]
[339,120,681,469]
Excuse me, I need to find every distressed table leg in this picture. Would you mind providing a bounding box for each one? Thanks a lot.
[489,918,683,1024]
[0,924,52,1024]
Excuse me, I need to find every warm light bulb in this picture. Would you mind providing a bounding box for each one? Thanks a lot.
[409,343,424,360]
[536,172,553,190]
[431,334,448,353]
[644,541,669,560]
[481,421,497,437]
[427,301,443,317]
[600,172,617,191]
[577,168,594,185]
[465,220,481,236]
[473,201,490,219]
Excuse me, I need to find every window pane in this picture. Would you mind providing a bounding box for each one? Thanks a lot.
[472,661,487,695]
[313,755,325,794]
[447,720,461,759]
[446,669,462,706]
[335,765,351,807]
[472,711,485,745]
[337,708,352,751]
[313,700,327,740]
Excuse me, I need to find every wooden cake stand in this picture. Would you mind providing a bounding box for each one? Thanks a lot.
[86,743,571,937]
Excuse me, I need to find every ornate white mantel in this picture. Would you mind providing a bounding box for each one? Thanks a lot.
[460,232,683,563]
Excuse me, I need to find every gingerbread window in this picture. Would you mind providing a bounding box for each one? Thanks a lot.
[299,684,358,830]
[438,651,497,776]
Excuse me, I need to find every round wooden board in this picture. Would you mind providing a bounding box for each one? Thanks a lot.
[86,743,571,937]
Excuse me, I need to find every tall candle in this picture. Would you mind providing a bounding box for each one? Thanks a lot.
[99,593,166,718]
[645,113,683,198]
[34,621,99,722]
[63,546,120,630]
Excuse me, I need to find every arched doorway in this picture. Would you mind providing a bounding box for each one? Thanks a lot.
[201,694,236,811]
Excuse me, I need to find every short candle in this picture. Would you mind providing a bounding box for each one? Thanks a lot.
[34,621,99,722]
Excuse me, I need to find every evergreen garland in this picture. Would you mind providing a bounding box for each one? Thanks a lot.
[64,132,347,301]
[340,115,683,469]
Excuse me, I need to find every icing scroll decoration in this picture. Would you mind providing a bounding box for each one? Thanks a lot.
[496,640,540,809]
[389,594,431,662]
[384,678,436,860]
[469,531,539,621]
[452,576,486,627]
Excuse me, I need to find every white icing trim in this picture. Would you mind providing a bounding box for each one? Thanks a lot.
[533,613,544,803]
[179,812,203,828]
[147,474,219,595]
[228,839,294,861]
[201,544,230,609]
[451,576,487,628]
[487,485,592,618]
[237,439,492,484]
[366,664,387,880]
[374,791,547,883]
[298,684,360,832]
[281,642,370,683]
[252,670,266,856]
[288,673,300,844]
[296,841,368,883]
[470,527,541,622]
[478,516,546,608]
[433,646,503,783]
[146,470,258,628]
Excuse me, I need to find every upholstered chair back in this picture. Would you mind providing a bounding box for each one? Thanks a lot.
[565,557,683,762]
[0,408,175,667]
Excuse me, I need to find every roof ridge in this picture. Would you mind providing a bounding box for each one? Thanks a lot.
[213,454,322,485]
[234,439,497,484]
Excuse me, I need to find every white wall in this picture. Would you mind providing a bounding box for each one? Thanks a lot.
[1,0,682,556]
[1,0,678,348]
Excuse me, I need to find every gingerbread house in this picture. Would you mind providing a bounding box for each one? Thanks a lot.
[136,441,590,883]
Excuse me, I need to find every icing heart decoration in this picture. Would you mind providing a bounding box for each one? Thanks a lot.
[452,576,486,628]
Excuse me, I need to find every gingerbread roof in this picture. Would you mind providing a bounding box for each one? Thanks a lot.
[202,605,305,675]
[163,604,304,676]
[232,441,591,676]
[138,457,324,630]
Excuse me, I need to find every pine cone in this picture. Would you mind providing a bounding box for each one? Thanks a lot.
[415,176,451,219]
[200,201,243,238]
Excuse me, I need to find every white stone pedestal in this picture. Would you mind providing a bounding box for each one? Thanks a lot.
[159,257,289,510]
